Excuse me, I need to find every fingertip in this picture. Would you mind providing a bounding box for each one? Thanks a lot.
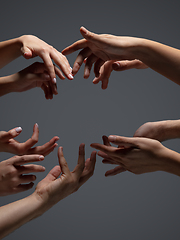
[15,127,22,134]
[39,155,44,161]
[80,26,88,35]
[108,135,116,142]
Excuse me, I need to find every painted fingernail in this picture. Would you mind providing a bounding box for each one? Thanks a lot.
[16,127,22,133]
[53,78,56,84]
[39,155,44,161]
[68,74,74,80]
[108,136,116,142]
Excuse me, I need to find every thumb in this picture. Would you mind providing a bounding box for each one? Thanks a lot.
[44,165,62,182]
[21,46,33,59]
[0,127,22,142]
[80,26,101,43]
[108,135,138,148]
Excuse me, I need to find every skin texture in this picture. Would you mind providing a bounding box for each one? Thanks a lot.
[0,144,96,239]
[62,26,180,88]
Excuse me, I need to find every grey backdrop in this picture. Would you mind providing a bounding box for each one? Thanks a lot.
[1,0,180,239]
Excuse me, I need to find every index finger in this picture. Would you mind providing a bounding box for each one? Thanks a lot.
[58,147,71,175]
[72,143,85,178]
[12,154,44,165]
[38,52,57,84]
[62,39,88,55]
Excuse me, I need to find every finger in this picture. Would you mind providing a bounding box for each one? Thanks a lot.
[43,165,62,182]
[19,123,39,153]
[108,135,138,148]
[84,54,98,79]
[91,142,117,155]
[51,51,73,80]
[72,47,92,75]
[13,154,44,165]
[58,147,70,175]
[102,135,111,146]
[21,46,33,59]
[13,182,34,193]
[80,26,101,44]
[38,52,57,84]
[27,136,59,155]
[72,143,85,178]
[17,164,45,174]
[102,159,117,165]
[97,150,110,159]
[0,127,22,142]
[112,60,148,71]
[41,143,58,156]
[54,65,65,80]
[101,79,109,90]
[105,166,126,177]
[78,151,96,187]
[41,82,50,99]
[85,150,96,172]
[94,59,105,77]
[19,174,37,184]
[62,39,88,55]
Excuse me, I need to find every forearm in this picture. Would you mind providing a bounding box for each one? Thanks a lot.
[129,38,180,85]
[160,120,180,140]
[0,37,23,69]
[162,148,180,176]
[0,194,44,239]
[0,74,17,97]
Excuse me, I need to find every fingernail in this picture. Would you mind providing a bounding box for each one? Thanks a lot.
[68,74,74,80]
[108,135,116,142]
[39,155,44,161]
[35,123,39,128]
[16,127,22,133]
[53,78,56,84]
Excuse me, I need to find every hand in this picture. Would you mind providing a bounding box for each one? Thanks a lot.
[92,60,147,89]
[0,154,45,196]
[34,144,96,208]
[20,35,74,84]
[13,62,65,99]
[0,123,59,156]
[91,135,172,176]
[134,120,180,142]
[62,26,143,79]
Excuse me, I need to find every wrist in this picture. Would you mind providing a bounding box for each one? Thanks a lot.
[0,75,17,96]
[161,148,180,176]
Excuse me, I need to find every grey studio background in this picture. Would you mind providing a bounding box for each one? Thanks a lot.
[0,0,180,239]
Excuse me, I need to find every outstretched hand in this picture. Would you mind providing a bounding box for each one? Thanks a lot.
[91,135,172,176]
[62,26,145,80]
[34,144,96,207]
[0,123,59,156]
